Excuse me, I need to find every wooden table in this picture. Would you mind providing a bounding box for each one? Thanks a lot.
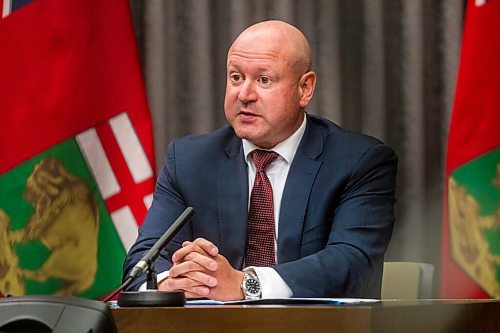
[112,299,500,333]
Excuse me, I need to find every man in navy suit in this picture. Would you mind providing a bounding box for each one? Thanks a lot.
[123,20,397,301]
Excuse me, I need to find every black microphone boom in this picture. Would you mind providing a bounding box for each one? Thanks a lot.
[128,206,195,279]
[103,207,194,305]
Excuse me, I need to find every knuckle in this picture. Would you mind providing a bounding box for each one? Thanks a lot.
[164,278,175,289]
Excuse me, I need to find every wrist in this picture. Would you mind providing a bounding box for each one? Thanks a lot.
[237,271,245,300]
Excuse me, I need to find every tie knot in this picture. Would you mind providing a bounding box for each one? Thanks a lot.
[251,150,279,172]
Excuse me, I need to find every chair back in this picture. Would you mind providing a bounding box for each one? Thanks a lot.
[381,261,434,299]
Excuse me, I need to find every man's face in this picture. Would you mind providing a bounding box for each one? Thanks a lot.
[224,33,305,149]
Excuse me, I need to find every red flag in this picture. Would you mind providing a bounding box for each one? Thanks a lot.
[441,0,500,298]
[0,0,155,298]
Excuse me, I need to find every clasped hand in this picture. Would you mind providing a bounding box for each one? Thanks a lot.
[158,238,244,301]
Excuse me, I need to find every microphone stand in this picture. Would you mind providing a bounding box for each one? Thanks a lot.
[103,207,194,307]
[146,263,158,290]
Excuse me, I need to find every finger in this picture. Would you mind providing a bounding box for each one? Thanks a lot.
[184,252,218,271]
[183,285,211,297]
[192,238,219,256]
[180,238,218,255]
[179,270,217,287]
[184,290,210,299]
[172,242,211,263]
[170,260,206,278]
[162,277,211,297]
[161,276,200,290]
[184,292,201,299]
[170,262,218,287]
[181,240,193,247]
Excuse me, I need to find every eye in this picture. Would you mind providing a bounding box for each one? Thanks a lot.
[230,73,242,83]
[258,76,271,85]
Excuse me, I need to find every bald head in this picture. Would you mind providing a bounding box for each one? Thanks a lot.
[228,20,312,77]
[224,20,317,148]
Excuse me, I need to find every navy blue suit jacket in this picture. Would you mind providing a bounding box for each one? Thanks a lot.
[123,114,397,298]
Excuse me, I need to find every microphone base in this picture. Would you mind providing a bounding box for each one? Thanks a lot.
[117,291,186,307]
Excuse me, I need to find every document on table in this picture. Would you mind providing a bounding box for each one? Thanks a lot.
[186,298,381,306]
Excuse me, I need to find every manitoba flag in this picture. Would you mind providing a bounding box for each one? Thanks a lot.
[441,0,500,298]
[0,0,155,299]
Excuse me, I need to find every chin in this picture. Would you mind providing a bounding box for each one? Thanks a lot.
[234,131,255,142]
[232,124,255,138]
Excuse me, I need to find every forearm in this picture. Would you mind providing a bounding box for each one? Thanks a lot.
[275,244,383,298]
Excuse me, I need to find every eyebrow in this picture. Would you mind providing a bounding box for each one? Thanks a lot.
[227,63,274,74]
[226,62,240,70]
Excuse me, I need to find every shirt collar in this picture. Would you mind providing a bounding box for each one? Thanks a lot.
[242,114,307,165]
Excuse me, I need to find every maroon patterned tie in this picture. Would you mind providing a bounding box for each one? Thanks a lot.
[245,149,279,267]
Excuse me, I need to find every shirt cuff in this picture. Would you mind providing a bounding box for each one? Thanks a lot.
[252,267,293,298]
[138,271,170,291]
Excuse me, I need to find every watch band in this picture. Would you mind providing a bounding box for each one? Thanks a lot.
[241,268,262,300]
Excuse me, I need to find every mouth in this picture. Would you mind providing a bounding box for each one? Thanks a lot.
[239,109,257,115]
[237,111,259,122]
[238,109,260,119]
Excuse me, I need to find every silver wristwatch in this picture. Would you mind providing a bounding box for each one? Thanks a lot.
[241,268,261,300]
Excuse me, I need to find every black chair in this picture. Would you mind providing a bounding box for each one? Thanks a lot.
[0,296,117,333]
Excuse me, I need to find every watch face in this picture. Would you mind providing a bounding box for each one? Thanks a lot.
[245,278,260,296]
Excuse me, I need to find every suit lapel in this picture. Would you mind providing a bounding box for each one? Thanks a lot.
[217,134,248,269]
[277,116,324,263]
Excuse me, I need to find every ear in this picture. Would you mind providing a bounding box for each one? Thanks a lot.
[298,71,317,108]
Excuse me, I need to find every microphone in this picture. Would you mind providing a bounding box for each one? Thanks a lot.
[103,207,194,306]
[127,207,195,280]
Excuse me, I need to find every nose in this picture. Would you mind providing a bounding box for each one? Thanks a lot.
[238,80,257,104]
